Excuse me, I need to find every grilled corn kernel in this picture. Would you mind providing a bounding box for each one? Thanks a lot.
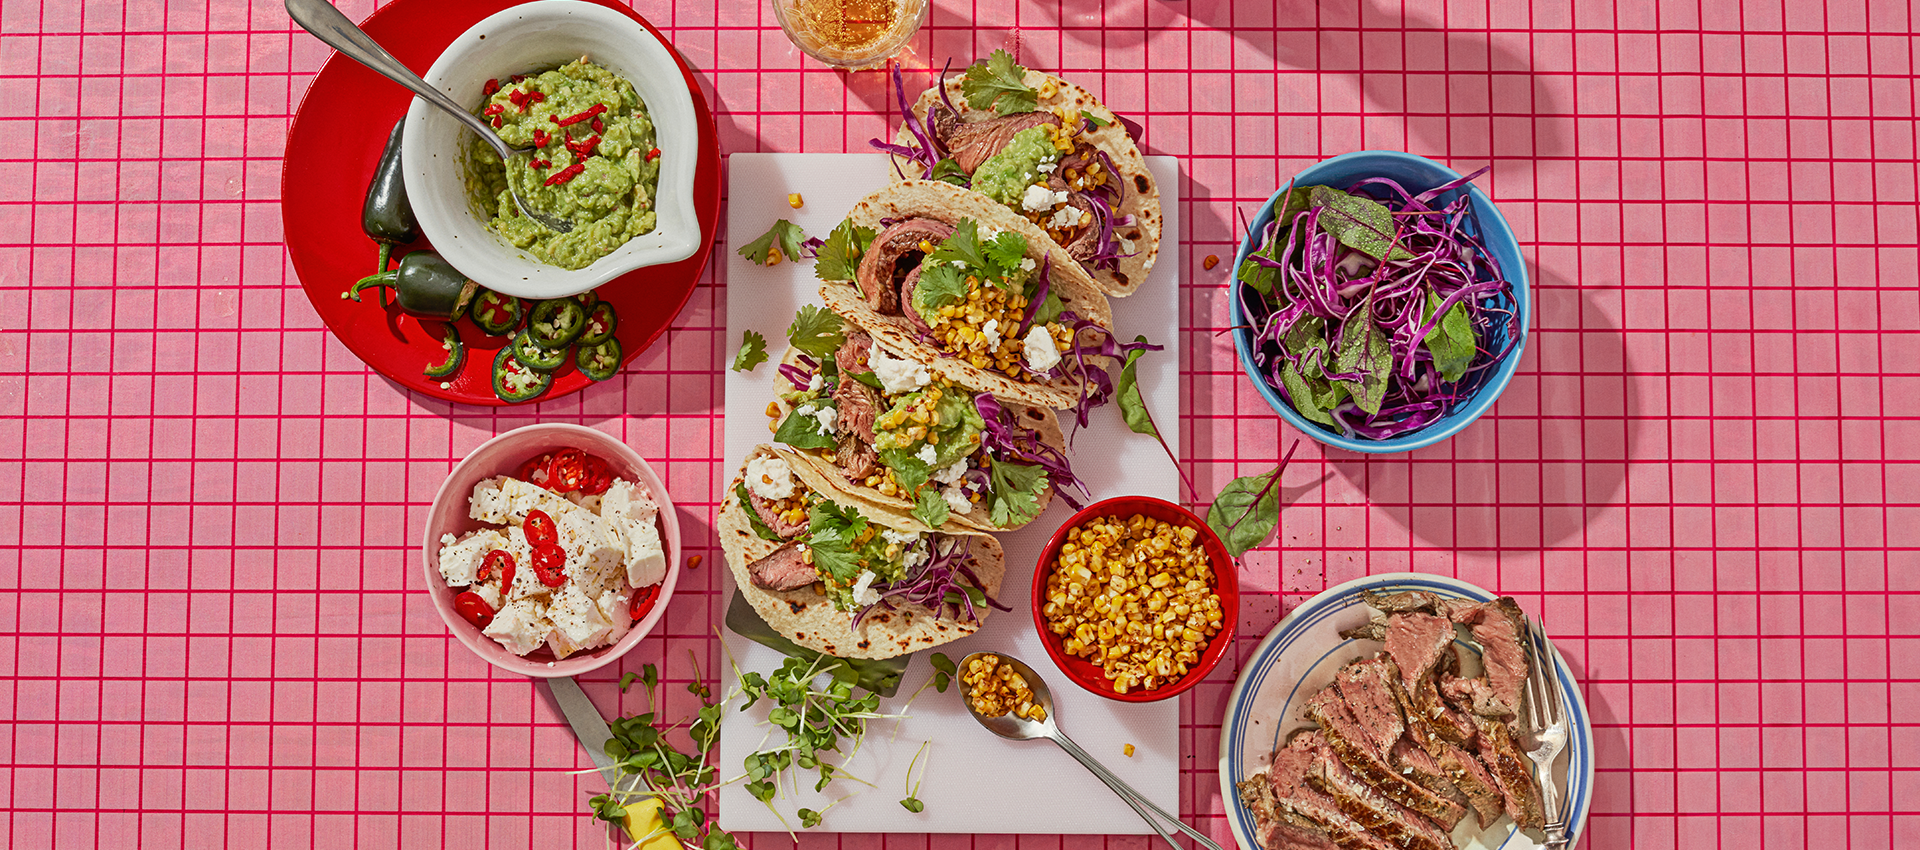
[787,193,804,208]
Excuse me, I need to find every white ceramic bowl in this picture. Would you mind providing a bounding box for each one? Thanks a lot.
[401,0,700,299]
[419,423,681,678]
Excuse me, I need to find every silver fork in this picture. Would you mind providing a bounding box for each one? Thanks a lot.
[1521,619,1572,849]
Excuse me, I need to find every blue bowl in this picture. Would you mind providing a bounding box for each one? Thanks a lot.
[1228,150,1531,454]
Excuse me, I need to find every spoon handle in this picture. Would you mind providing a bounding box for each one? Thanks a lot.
[1050,731,1226,850]
[283,0,513,161]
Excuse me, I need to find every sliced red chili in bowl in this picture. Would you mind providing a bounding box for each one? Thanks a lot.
[523,509,558,547]
[546,448,588,493]
[454,591,496,629]
[530,543,568,587]
[579,456,613,496]
[477,549,517,590]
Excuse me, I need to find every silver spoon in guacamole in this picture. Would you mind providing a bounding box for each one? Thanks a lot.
[285,0,574,233]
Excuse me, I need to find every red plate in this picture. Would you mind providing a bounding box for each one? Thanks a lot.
[281,0,720,406]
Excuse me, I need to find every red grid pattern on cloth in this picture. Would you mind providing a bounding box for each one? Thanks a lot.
[1,0,1916,847]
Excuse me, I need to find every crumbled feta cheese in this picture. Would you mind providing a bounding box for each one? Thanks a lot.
[943,486,974,516]
[623,519,668,589]
[1019,257,1036,272]
[484,598,552,656]
[881,528,923,548]
[1049,205,1085,229]
[807,403,838,436]
[914,443,939,466]
[437,529,508,586]
[933,458,968,485]
[1119,236,1137,255]
[1036,162,1058,174]
[807,373,824,392]
[981,318,1001,349]
[1022,183,1056,212]
[980,225,1004,243]
[1024,325,1062,373]
[545,584,614,659]
[851,570,881,607]
[744,453,796,499]
[869,345,932,395]
[901,543,929,573]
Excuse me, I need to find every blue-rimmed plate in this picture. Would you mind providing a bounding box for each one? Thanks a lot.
[1218,573,1592,850]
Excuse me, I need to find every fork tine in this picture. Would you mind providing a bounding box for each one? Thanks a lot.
[1530,619,1566,726]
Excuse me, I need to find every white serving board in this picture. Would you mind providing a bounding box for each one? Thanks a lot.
[718,153,1184,835]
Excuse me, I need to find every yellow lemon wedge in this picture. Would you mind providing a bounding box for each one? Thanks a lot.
[619,797,684,849]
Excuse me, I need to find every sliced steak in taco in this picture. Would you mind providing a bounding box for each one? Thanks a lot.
[721,444,1007,659]
[765,326,1087,532]
[874,51,1162,297]
[813,179,1121,413]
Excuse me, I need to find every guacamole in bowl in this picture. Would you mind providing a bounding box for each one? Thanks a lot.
[466,59,661,270]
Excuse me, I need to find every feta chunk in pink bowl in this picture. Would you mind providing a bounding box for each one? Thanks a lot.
[420,423,681,677]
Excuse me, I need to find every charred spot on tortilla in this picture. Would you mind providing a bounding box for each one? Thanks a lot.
[787,600,806,614]
[857,639,872,650]
[1134,174,1150,193]
[1112,271,1129,286]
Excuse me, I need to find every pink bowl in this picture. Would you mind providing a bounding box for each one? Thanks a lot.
[419,423,681,678]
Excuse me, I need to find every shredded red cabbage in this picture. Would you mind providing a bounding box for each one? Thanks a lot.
[973,393,1089,510]
[851,535,1004,629]
[1035,311,1162,432]
[867,62,946,180]
[1237,168,1519,440]
[1012,255,1052,339]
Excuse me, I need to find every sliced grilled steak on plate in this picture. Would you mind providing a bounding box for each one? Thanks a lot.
[1303,687,1467,827]
[1263,738,1401,850]
[1331,657,1406,756]
[1298,733,1457,850]
[1468,714,1544,830]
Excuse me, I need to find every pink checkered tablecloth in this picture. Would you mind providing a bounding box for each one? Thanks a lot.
[4,0,1917,847]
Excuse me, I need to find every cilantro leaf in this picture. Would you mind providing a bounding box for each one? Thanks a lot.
[911,263,969,325]
[730,329,768,372]
[805,500,870,585]
[1080,110,1111,128]
[912,487,949,529]
[983,231,1028,278]
[787,304,847,358]
[814,219,875,282]
[987,458,1048,528]
[773,401,839,450]
[962,50,1038,115]
[925,219,985,270]
[737,219,808,266]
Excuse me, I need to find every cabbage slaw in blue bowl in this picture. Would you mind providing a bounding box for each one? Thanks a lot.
[1228,150,1530,454]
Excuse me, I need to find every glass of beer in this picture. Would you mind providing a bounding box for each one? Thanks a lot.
[772,0,927,69]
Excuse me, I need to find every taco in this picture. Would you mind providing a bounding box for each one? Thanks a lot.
[765,324,1087,532]
[720,444,1007,659]
[813,179,1117,412]
[876,51,1161,297]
